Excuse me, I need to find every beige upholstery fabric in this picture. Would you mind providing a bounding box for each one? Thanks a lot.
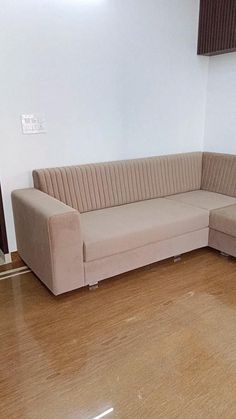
[33,152,203,213]
[209,229,236,258]
[12,189,84,295]
[202,152,236,197]
[81,198,209,262]
[210,204,236,237]
[167,190,236,210]
[85,229,209,285]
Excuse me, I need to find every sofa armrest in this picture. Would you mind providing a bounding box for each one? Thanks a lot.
[12,188,84,295]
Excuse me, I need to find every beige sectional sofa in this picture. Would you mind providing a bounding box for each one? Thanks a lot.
[12,152,236,295]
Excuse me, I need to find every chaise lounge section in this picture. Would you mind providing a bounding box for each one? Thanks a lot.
[12,152,236,295]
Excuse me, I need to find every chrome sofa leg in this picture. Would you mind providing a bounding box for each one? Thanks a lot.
[220,251,229,257]
[174,254,182,263]
[89,282,99,291]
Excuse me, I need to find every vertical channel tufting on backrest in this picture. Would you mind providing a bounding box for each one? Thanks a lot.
[33,152,203,213]
[201,152,236,197]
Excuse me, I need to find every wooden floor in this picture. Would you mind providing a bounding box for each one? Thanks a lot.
[1,248,236,419]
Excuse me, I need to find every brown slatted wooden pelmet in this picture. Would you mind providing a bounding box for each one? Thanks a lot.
[198,0,236,56]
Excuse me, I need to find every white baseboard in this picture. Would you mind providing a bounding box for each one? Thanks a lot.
[0,249,5,264]
[0,250,12,264]
[4,253,12,263]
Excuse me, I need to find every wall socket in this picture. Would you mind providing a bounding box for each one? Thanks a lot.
[21,114,46,134]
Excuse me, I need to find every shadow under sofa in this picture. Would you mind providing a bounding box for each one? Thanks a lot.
[12,151,236,295]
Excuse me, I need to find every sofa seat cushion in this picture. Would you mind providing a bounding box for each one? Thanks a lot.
[166,190,236,211]
[81,198,209,262]
[210,204,236,237]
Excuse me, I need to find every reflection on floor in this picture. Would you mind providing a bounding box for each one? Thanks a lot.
[1,248,236,418]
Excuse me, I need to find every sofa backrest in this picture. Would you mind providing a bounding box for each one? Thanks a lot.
[202,152,236,198]
[33,152,203,213]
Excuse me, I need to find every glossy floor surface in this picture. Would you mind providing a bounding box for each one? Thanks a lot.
[1,248,236,419]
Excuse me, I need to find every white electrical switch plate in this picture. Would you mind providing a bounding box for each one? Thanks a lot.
[21,114,46,134]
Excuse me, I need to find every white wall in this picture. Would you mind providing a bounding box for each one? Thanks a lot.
[0,0,208,251]
[204,53,236,154]
[118,0,208,158]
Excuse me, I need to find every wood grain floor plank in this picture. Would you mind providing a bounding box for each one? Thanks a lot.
[1,248,236,418]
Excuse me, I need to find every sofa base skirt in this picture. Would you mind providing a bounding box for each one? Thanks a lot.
[209,229,236,258]
[84,228,209,285]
